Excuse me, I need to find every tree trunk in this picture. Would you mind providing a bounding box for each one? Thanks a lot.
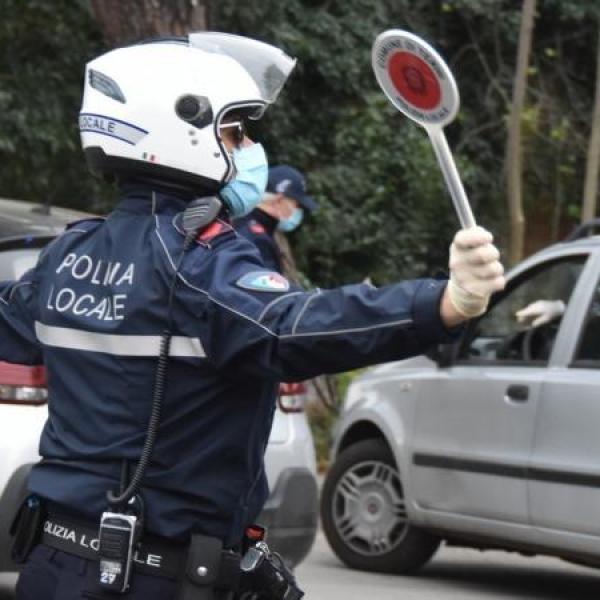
[505,0,537,265]
[582,18,600,223]
[90,0,208,48]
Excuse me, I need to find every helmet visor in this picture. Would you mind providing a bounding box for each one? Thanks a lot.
[189,32,296,106]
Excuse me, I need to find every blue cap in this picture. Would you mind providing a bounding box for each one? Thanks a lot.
[266,165,317,212]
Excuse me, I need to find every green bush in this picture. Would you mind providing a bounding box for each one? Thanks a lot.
[0,0,108,210]
[307,370,361,471]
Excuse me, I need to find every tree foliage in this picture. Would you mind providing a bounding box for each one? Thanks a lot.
[0,0,106,210]
[1,0,600,285]
[213,0,471,285]
[213,0,600,284]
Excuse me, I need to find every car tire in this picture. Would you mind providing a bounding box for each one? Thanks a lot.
[321,438,440,574]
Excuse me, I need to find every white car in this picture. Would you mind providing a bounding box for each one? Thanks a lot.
[0,198,318,573]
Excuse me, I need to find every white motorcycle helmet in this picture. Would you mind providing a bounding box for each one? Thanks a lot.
[79,32,296,193]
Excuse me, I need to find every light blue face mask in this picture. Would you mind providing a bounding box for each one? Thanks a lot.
[277,207,304,232]
[219,144,268,217]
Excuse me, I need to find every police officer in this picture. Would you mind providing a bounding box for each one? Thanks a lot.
[2,33,505,600]
[235,165,317,272]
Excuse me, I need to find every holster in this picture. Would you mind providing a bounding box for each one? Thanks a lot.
[10,495,46,564]
[177,533,238,600]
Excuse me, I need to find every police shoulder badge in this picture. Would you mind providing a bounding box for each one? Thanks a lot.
[236,271,290,292]
[249,221,266,235]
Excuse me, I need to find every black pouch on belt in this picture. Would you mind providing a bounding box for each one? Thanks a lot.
[10,495,46,564]
[177,534,227,600]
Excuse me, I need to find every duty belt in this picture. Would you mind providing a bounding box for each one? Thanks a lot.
[41,512,240,586]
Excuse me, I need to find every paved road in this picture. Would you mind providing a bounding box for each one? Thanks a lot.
[2,531,600,599]
[296,531,600,599]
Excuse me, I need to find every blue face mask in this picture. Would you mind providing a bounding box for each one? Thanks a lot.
[277,207,304,232]
[219,144,268,217]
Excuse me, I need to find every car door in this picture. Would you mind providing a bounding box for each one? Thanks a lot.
[528,249,600,554]
[410,252,588,529]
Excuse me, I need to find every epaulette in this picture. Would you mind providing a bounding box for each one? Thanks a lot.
[196,220,233,244]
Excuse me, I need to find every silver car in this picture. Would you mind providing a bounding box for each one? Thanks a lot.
[322,225,600,574]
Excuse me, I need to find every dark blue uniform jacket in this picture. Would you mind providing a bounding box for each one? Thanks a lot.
[0,185,457,544]
[235,208,281,272]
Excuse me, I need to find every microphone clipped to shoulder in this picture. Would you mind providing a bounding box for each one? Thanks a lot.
[182,196,222,249]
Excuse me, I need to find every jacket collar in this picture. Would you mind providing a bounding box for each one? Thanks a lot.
[115,182,200,217]
[247,207,278,235]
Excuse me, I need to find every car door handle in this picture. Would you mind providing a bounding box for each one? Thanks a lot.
[506,384,529,402]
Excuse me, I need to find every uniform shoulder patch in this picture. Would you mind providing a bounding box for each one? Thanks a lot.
[249,221,266,235]
[236,271,290,292]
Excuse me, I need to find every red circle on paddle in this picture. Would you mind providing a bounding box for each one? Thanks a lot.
[388,51,441,110]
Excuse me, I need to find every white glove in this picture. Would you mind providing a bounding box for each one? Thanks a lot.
[447,226,506,318]
[515,299,565,327]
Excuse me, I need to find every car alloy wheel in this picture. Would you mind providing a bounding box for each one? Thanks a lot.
[321,439,440,574]
[332,459,408,556]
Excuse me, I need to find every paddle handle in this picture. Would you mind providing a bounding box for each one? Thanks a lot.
[427,126,476,229]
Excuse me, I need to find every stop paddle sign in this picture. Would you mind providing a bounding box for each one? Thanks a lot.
[372,30,475,228]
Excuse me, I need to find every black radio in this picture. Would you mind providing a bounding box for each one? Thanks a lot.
[98,511,140,594]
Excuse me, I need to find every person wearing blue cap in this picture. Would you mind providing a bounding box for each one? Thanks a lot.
[235,164,317,273]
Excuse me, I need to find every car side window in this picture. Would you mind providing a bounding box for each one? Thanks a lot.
[573,279,600,365]
[459,256,586,364]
